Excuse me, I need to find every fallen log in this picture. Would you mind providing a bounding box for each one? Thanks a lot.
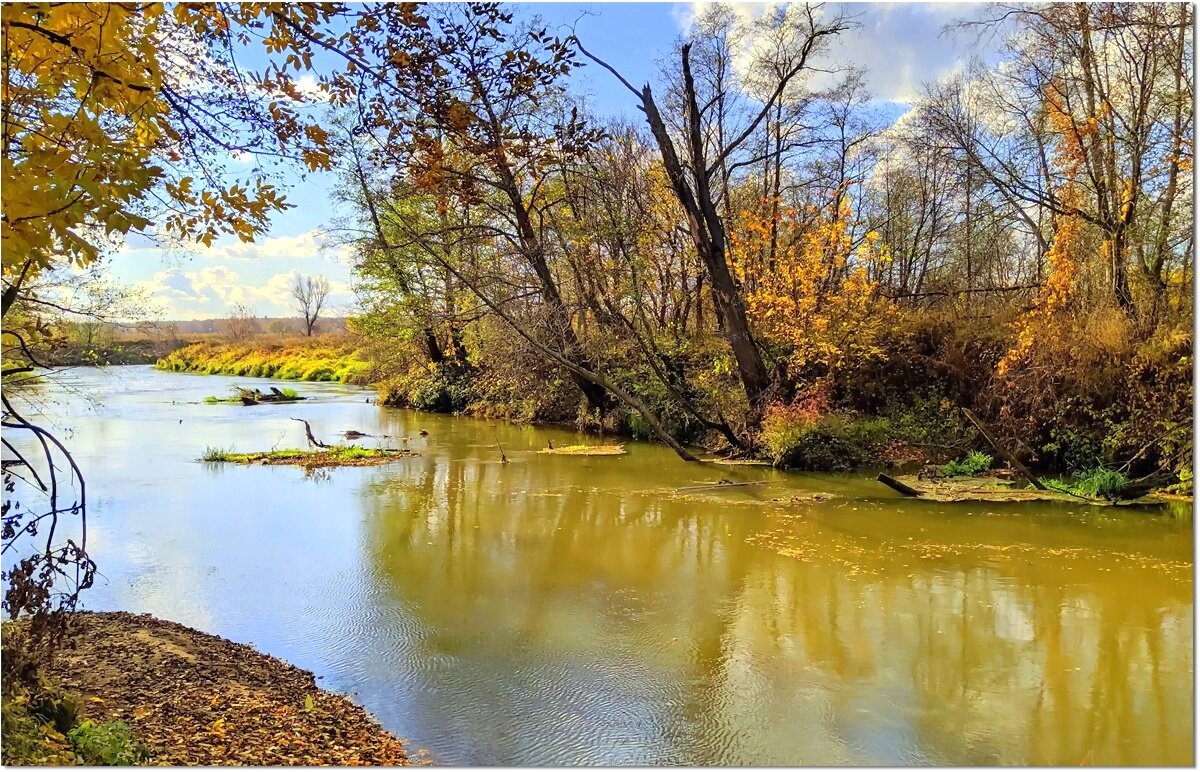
[677,480,769,492]
[237,387,306,405]
[961,408,1046,490]
[873,473,1163,507]
[877,473,921,497]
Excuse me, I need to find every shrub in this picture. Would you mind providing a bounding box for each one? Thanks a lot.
[1072,467,1130,501]
[68,720,148,765]
[379,365,475,413]
[942,451,993,477]
[761,404,866,471]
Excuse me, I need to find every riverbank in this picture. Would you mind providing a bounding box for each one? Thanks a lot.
[11,612,410,766]
[156,342,964,470]
[154,339,1193,497]
[156,339,372,384]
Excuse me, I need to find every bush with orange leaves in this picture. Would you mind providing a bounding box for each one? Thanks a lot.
[730,197,894,382]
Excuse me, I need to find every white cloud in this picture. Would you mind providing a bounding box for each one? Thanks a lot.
[198,229,338,261]
[293,74,329,103]
[672,2,976,105]
[134,265,354,320]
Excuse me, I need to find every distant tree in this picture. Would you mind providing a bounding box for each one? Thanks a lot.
[223,303,260,341]
[267,318,295,336]
[291,275,331,336]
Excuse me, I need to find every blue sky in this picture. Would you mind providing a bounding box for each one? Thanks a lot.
[112,2,980,321]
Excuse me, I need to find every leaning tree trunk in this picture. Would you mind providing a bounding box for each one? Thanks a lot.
[637,53,774,416]
[500,170,612,414]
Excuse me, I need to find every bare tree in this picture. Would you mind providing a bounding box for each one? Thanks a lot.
[223,302,260,341]
[291,274,331,336]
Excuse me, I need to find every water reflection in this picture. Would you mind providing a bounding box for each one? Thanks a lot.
[360,447,1192,765]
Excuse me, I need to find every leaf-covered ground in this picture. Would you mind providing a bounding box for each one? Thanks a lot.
[41,612,411,765]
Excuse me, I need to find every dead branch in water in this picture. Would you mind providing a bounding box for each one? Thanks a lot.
[961,408,1046,489]
[291,418,330,448]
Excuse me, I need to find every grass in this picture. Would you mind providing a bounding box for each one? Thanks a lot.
[942,450,993,477]
[200,445,414,469]
[538,444,627,456]
[157,340,370,384]
[1043,466,1131,502]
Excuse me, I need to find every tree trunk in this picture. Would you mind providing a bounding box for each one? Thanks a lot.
[637,51,774,415]
[423,327,445,364]
[497,163,612,414]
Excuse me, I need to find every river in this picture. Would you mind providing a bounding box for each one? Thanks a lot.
[8,366,1194,765]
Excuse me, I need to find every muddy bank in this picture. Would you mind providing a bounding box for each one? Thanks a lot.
[42,612,411,765]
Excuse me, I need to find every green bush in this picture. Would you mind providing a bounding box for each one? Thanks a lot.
[1072,467,1130,500]
[761,408,866,471]
[68,720,148,765]
[381,365,475,414]
[1043,466,1130,501]
[942,450,993,477]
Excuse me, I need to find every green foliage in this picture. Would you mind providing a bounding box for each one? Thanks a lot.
[379,365,475,413]
[1,687,79,766]
[1040,415,1108,473]
[1043,467,1131,502]
[1073,468,1131,500]
[201,446,233,462]
[68,721,147,766]
[1168,465,1193,495]
[942,451,993,477]
[0,649,144,767]
[761,408,867,471]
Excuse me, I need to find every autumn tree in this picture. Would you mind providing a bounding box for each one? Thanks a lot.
[924,3,1193,321]
[579,3,852,417]
[0,1,382,670]
[292,274,331,336]
[731,197,894,381]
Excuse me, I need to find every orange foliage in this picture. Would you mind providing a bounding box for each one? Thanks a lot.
[998,84,1094,376]
[731,197,893,376]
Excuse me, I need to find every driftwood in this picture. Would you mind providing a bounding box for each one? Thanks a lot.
[873,473,1164,507]
[291,418,331,448]
[239,387,306,406]
[961,408,1046,490]
[877,473,921,497]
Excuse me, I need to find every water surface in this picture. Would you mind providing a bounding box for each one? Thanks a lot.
[11,366,1194,765]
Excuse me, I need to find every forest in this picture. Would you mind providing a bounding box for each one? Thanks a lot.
[3,1,1194,491]
[144,2,1194,485]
